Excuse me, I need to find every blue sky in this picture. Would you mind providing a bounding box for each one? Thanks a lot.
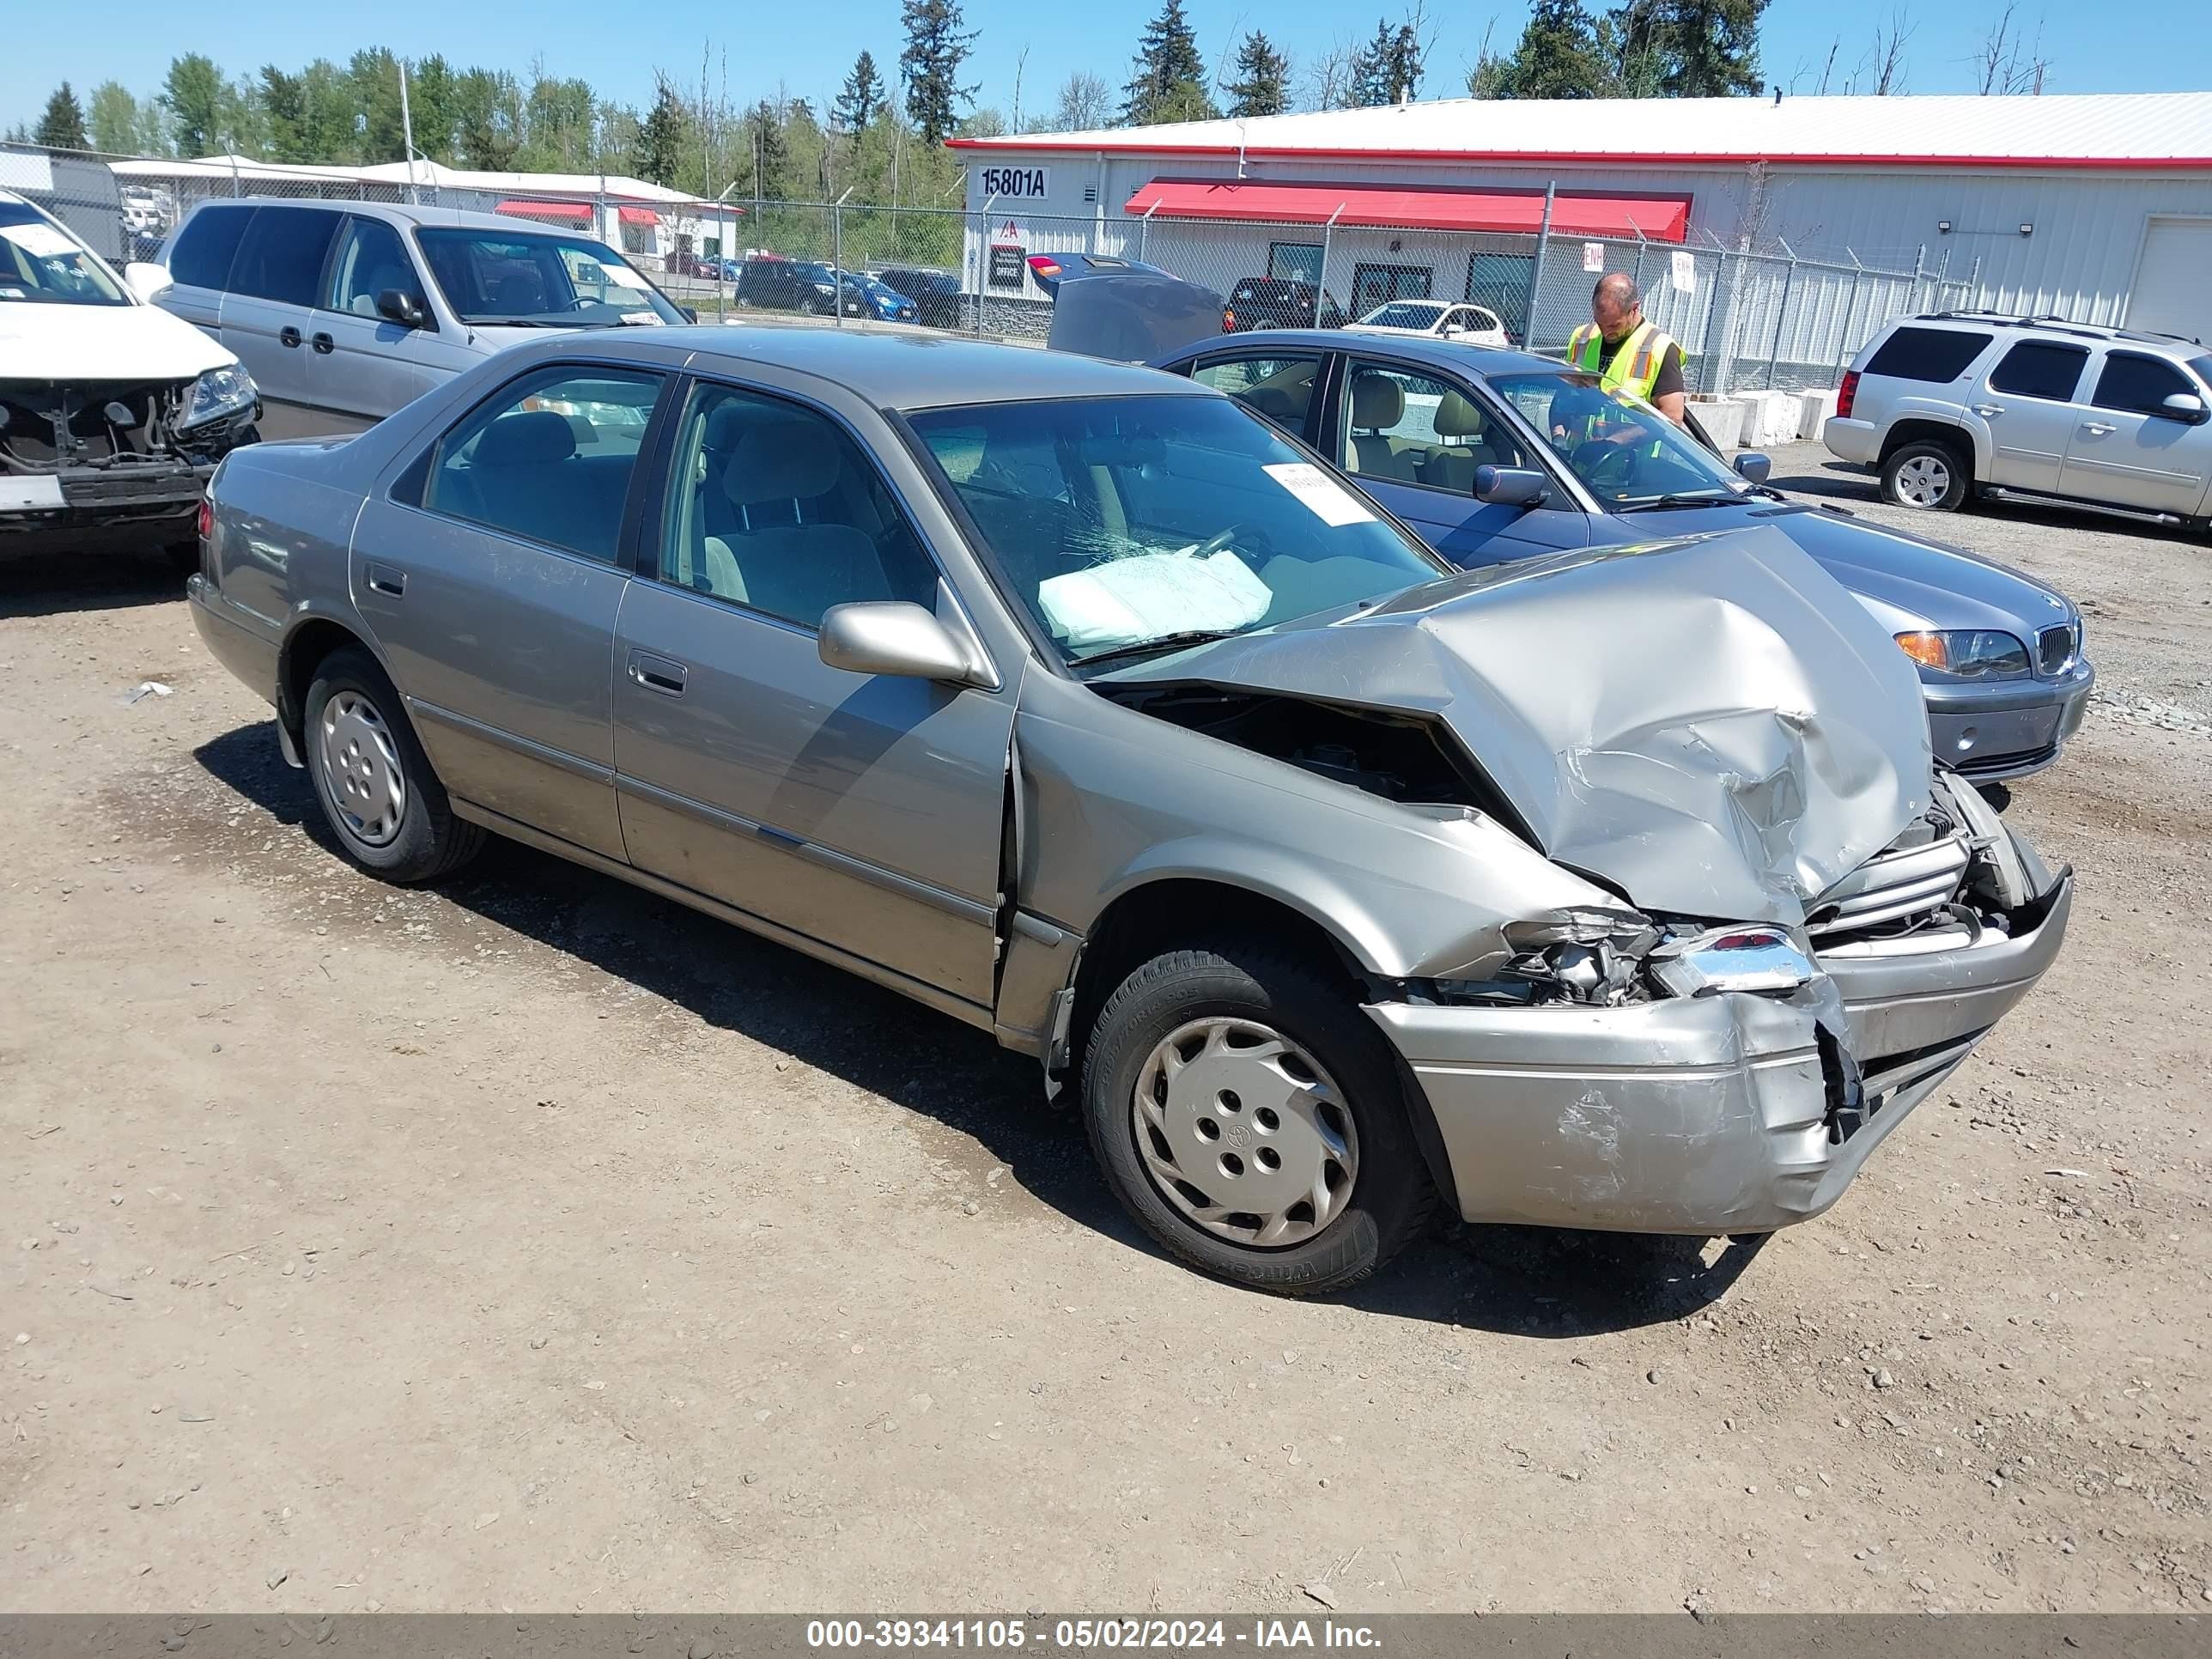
[9,1,2203,137]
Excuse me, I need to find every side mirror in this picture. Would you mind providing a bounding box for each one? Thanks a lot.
[1734,451,1773,483]
[374,289,426,328]
[124,261,173,303]
[2160,391,2208,423]
[680,306,700,324]
[1473,464,1548,507]
[818,601,981,684]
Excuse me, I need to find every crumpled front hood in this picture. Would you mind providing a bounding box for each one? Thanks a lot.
[1102,525,1934,924]
[0,300,234,382]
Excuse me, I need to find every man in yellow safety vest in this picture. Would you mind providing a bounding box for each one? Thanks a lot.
[1565,272,1687,427]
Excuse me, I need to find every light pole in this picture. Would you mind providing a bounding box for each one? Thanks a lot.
[713,179,741,319]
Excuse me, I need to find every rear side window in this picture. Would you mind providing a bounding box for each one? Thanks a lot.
[168,205,252,290]
[1989,341,2089,401]
[1864,326,1990,384]
[2093,352,2195,416]
[1191,354,1322,434]
[227,207,341,306]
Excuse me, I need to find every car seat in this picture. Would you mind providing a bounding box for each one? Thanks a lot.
[1344,373,1418,481]
[1419,389,1510,494]
[702,419,891,627]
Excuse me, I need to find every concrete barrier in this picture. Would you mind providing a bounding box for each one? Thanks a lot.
[1797,388,1840,440]
[1689,395,1747,449]
[1733,390,1804,448]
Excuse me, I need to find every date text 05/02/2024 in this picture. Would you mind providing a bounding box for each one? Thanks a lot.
[803,1619,1383,1650]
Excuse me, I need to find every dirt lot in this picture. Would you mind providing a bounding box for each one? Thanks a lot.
[3,443,2209,1616]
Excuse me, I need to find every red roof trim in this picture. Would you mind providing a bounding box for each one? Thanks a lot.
[950,137,2212,172]
[495,198,593,221]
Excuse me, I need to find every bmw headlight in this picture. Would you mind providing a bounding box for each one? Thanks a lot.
[176,364,257,433]
[1894,629,2031,679]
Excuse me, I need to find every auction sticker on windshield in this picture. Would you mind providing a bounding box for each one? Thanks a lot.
[1263,462,1376,528]
[0,221,80,259]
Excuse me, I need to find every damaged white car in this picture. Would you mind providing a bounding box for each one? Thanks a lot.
[0,189,258,564]
[184,330,2071,1296]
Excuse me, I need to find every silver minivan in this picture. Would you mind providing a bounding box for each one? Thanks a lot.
[130,198,688,437]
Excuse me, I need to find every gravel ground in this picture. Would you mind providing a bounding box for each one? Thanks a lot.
[3,465,2208,1616]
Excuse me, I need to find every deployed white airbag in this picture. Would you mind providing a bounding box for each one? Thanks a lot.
[1039,550,1272,650]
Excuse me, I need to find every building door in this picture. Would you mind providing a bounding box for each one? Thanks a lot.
[2126,217,2212,345]
[1268,242,1322,284]
[1468,252,1534,344]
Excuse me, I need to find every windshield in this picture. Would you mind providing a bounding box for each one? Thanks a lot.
[1362,301,1445,330]
[1486,369,1750,507]
[0,204,127,306]
[909,394,1448,666]
[414,228,682,327]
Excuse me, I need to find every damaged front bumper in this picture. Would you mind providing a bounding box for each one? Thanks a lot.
[1366,866,2072,1235]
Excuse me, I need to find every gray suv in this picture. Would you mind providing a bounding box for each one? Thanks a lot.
[1826,311,2212,526]
[137,198,685,437]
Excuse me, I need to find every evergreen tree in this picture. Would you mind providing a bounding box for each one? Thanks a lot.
[1224,32,1290,118]
[1495,0,1614,99]
[1122,0,1217,125]
[410,54,460,163]
[899,0,977,145]
[1350,18,1425,106]
[160,54,225,155]
[636,74,686,185]
[744,100,789,201]
[35,82,88,149]
[835,51,884,132]
[258,66,307,161]
[1607,0,1765,96]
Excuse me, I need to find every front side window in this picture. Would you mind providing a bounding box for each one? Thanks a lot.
[327,217,424,319]
[414,228,680,328]
[228,207,341,306]
[1190,354,1322,435]
[1989,341,2088,401]
[659,383,937,629]
[0,202,126,306]
[1489,369,1749,508]
[1339,362,1540,493]
[2093,352,2195,416]
[424,367,664,562]
[909,393,1445,666]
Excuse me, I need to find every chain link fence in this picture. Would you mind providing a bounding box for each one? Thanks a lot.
[6,140,1970,398]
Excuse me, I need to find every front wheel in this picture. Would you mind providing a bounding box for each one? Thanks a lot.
[1080,941,1436,1296]
[1881,439,1971,511]
[303,647,483,884]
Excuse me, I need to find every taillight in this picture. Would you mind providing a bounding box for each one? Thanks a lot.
[1222,307,1236,331]
[1836,368,1859,420]
[1026,254,1062,283]
[196,497,213,540]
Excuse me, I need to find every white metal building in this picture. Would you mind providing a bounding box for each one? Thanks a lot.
[951,91,2212,344]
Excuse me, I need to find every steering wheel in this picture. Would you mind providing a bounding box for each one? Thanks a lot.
[1571,439,1641,495]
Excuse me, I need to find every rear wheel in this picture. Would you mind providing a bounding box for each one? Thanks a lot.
[1080,940,1435,1296]
[303,647,483,884]
[1881,439,1971,511]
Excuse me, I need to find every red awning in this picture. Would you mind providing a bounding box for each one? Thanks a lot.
[617,204,660,227]
[495,198,592,222]
[1123,179,1691,243]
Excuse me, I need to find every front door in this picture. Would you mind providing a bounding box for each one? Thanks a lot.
[2057,349,2212,515]
[352,362,668,860]
[611,377,1015,1008]
[1328,357,1588,568]
[1975,337,2091,492]
[216,205,340,438]
[308,214,471,431]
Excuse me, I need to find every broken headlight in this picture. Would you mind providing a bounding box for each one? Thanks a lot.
[1647,926,1815,999]
[1496,906,1659,1006]
[175,365,258,434]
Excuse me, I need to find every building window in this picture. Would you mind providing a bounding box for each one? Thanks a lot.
[1268,242,1322,285]
[1350,262,1431,315]
[620,221,651,255]
[1467,252,1533,343]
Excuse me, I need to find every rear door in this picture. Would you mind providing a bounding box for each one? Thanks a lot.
[1185,349,1327,446]
[217,205,341,437]
[2058,349,2212,514]
[307,214,465,428]
[1974,337,2092,492]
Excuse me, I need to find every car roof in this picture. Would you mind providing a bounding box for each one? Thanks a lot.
[1897,310,2206,353]
[675,325,1207,410]
[190,195,576,237]
[1168,326,1562,377]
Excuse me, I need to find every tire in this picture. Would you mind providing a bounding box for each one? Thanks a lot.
[1080,940,1436,1297]
[1880,438,1971,511]
[302,647,483,884]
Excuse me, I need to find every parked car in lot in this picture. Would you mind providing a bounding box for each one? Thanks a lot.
[0,188,259,563]
[139,198,687,436]
[1346,297,1511,346]
[872,264,962,329]
[738,258,866,316]
[1156,330,2094,782]
[1222,276,1343,333]
[1826,311,2212,526]
[185,326,2071,1294]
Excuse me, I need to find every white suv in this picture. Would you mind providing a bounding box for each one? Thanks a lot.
[1825,312,2212,526]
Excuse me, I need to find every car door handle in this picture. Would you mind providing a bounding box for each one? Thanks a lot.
[628,652,688,696]
[311,331,335,354]
[278,325,301,349]
[2081,421,2117,436]
[363,562,406,598]
[1972,403,2004,417]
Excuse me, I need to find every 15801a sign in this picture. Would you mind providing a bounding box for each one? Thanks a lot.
[978,166,1051,200]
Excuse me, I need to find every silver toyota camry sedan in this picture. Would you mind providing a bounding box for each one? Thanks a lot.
[185,326,2074,1296]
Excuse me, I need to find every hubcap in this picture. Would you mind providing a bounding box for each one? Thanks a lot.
[1130,1017,1359,1249]
[1894,454,1951,506]
[318,689,406,848]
